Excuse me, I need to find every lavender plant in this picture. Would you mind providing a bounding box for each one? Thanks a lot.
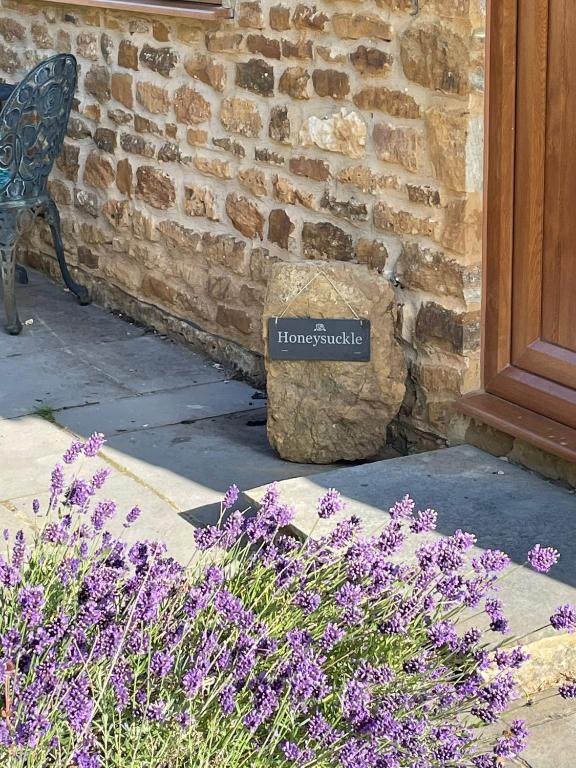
[0,433,573,768]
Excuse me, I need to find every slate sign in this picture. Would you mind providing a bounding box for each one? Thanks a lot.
[268,317,370,362]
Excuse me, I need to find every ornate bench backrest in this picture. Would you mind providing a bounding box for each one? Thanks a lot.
[0,54,77,203]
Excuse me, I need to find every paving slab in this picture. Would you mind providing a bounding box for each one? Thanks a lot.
[0,348,134,418]
[246,445,576,637]
[56,379,260,436]
[0,415,85,498]
[101,409,331,514]
[71,335,227,394]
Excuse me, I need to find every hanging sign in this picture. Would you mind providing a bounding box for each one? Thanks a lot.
[267,317,371,362]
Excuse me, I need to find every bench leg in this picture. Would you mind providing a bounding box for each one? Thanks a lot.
[46,198,90,306]
[1,243,21,335]
[15,265,29,285]
[0,210,22,335]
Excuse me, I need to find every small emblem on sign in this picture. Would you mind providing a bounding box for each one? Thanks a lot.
[268,317,370,362]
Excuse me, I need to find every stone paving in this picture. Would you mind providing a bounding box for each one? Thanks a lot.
[1,270,575,766]
[0,269,337,560]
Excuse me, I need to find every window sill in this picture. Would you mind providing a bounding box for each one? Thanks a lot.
[457,391,576,464]
[43,0,233,20]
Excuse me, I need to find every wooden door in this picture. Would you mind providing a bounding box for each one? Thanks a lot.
[483,0,576,434]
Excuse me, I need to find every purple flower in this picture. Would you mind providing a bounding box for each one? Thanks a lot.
[293,590,321,614]
[63,439,84,465]
[527,544,559,573]
[49,464,64,507]
[147,701,166,722]
[328,516,362,548]
[151,650,174,678]
[91,500,117,531]
[223,484,240,511]
[550,604,576,633]
[32,498,40,515]
[559,683,576,699]
[336,581,363,609]
[90,467,111,491]
[390,494,415,519]
[317,488,346,519]
[220,683,236,715]
[19,585,45,626]
[473,549,511,574]
[321,623,345,651]
[11,530,26,569]
[83,432,105,457]
[410,508,437,534]
[124,506,141,528]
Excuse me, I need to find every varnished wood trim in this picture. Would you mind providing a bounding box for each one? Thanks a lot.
[514,339,576,390]
[458,391,576,463]
[42,0,233,19]
[483,0,518,382]
[486,365,576,430]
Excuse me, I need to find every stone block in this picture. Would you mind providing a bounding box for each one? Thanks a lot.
[136,166,176,210]
[302,222,354,261]
[226,193,264,239]
[300,109,366,159]
[263,261,406,462]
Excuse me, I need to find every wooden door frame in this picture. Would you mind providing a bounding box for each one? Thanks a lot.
[458,0,576,461]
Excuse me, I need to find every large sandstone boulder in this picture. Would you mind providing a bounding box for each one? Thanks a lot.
[263,261,406,463]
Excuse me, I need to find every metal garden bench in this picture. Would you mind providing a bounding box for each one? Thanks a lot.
[0,54,89,335]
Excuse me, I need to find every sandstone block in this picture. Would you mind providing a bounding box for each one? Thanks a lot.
[236,59,274,97]
[425,107,468,192]
[226,193,264,239]
[302,221,353,261]
[205,32,243,53]
[220,97,262,137]
[56,143,80,181]
[194,156,234,179]
[401,22,470,96]
[76,32,99,60]
[264,261,407,462]
[116,158,133,196]
[374,202,437,239]
[356,238,388,271]
[247,34,281,59]
[31,23,53,49]
[139,44,178,77]
[269,106,291,143]
[238,168,268,197]
[350,45,393,76]
[111,73,133,109]
[281,38,313,60]
[321,193,368,222]
[94,127,117,153]
[83,151,115,189]
[273,176,316,209]
[136,166,176,209]
[268,209,294,250]
[415,301,481,354]
[174,86,211,124]
[353,86,420,119]
[313,69,350,100]
[279,67,311,100]
[136,82,169,114]
[118,39,139,69]
[395,242,469,300]
[120,133,155,158]
[256,148,285,165]
[0,18,25,42]
[293,4,328,30]
[185,54,226,91]
[406,183,441,207]
[373,122,424,172]
[337,165,399,194]
[85,65,111,103]
[300,109,366,159]
[270,5,290,31]
[213,137,246,157]
[184,185,218,220]
[289,156,330,181]
[237,0,264,29]
[333,14,392,41]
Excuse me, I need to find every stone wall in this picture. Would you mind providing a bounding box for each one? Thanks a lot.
[4,0,485,449]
